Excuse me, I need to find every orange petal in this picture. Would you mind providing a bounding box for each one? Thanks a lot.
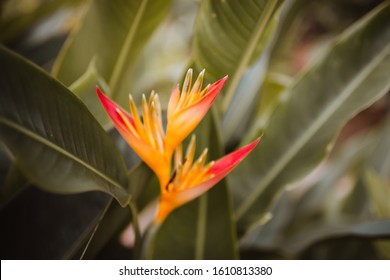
[155,137,261,222]
[97,87,170,185]
[167,84,180,121]
[96,87,135,130]
[209,136,261,177]
[165,76,228,152]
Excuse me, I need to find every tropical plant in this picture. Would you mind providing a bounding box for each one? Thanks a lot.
[0,0,389,259]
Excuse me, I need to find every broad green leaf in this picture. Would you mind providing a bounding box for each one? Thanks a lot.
[240,133,374,251]
[241,194,388,258]
[241,129,389,256]
[130,164,158,210]
[70,198,131,259]
[243,0,307,141]
[0,163,29,206]
[68,59,111,127]
[246,0,374,141]
[143,109,238,259]
[239,191,294,251]
[221,51,268,144]
[0,186,110,259]
[364,169,390,218]
[231,3,390,234]
[193,0,283,112]
[0,46,129,206]
[365,113,390,178]
[70,163,155,259]
[144,184,237,260]
[342,115,390,216]
[362,116,390,259]
[52,0,172,106]
[286,219,390,255]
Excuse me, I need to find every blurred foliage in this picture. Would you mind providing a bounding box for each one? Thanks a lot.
[0,0,389,259]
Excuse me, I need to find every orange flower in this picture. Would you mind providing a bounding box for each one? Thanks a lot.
[155,136,261,223]
[97,69,227,187]
[97,69,260,223]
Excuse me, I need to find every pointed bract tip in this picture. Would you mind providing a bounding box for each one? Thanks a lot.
[96,86,104,96]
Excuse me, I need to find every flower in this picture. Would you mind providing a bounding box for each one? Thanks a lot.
[98,68,260,223]
[97,69,227,187]
[155,135,261,223]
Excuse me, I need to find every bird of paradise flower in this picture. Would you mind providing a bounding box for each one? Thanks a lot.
[97,69,261,223]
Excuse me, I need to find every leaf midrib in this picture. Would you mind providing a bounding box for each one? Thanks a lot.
[221,0,279,112]
[109,0,148,99]
[235,44,390,220]
[0,117,125,191]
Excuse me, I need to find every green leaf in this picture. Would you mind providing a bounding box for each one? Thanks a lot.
[221,52,268,144]
[0,186,110,259]
[0,163,29,206]
[130,163,158,210]
[286,219,390,255]
[143,109,238,259]
[241,133,376,252]
[364,169,390,219]
[231,3,390,234]
[365,113,390,178]
[72,198,131,259]
[52,0,172,106]
[0,46,129,206]
[193,0,283,112]
[71,163,155,259]
[68,59,111,127]
[244,0,309,141]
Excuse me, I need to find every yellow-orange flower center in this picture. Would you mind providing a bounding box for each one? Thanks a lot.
[165,135,214,193]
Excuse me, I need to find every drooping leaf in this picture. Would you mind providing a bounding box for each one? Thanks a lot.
[0,46,129,206]
[143,109,238,259]
[231,3,390,234]
[52,0,172,106]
